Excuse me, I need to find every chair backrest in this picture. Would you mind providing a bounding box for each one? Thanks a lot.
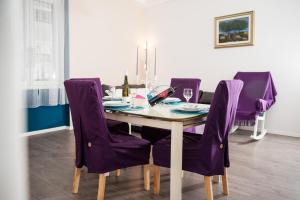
[70,78,103,98]
[199,90,214,104]
[170,78,201,103]
[202,80,243,149]
[233,72,277,112]
[64,79,116,173]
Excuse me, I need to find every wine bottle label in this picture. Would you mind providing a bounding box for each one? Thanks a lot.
[158,90,168,98]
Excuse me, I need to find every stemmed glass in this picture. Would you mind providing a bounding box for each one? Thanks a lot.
[129,88,137,108]
[183,88,193,103]
[109,86,116,98]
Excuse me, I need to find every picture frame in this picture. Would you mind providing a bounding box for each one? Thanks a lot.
[215,11,254,48]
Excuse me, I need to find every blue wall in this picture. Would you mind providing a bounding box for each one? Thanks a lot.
[27,105,70,132]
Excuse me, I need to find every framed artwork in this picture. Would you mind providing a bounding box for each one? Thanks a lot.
[215,11,254,48]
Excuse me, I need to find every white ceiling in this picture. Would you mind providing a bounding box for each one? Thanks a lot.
[135,0,172,7]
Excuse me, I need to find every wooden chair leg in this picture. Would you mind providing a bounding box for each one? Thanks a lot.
[143,165,150,191]
[97,174,106,200]
[72,167,81,194]
[213,175,220,183]
[153,165,160,195]
[204,176,213,200]
[115,169,121,177]
[222,168,229,195]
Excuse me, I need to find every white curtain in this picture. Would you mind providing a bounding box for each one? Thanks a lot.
[24,0,66,108]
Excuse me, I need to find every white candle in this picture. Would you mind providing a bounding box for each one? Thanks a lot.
[136,47,139,76]
[154,48,157,76]
[145,41,148,70]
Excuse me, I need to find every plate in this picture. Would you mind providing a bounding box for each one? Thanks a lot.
[162,97,181,104]
[103,96,123,101]
[173,104,209,113]
[103,101,130,107]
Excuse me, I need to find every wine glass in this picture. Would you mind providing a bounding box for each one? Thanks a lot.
[129,88,137,107]
[109,86,116,98]
[183,88,193,103]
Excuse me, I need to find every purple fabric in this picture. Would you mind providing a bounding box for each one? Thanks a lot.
[234,72,277,126]
[64,79,151,173]
[141,78,201,144]
[152,80,243,176]
[170,78,201,103]
[171,78,202,134]
[70,78,128,132]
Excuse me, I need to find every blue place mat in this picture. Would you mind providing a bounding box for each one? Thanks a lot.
[105,106,145,112]
[162,101,184,105]
[171,109,209,115]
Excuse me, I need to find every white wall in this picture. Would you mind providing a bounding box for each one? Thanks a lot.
[144,0,300,136]
[69,0,146,85]
[69,0,300,136]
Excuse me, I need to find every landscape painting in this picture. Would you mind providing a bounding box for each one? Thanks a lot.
[215,11,254,48]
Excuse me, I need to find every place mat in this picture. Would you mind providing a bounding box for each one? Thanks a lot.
[162,101,184,105]
[171,109,209,115]
[105,106,145,112]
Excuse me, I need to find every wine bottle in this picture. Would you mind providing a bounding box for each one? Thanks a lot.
[148,86,177,106]
[122,75,129,97]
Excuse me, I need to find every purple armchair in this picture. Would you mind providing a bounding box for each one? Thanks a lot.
[64,79,151,200]
[233,72,277,140]
[151,80,243,199]
[141,78,201,144]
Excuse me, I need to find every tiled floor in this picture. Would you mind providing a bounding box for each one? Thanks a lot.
[29,130,300,200]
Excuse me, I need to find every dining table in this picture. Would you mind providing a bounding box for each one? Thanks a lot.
[104,101,209,200]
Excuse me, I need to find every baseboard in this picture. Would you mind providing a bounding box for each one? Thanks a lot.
[24,126,71,137]
[238,126,300,138]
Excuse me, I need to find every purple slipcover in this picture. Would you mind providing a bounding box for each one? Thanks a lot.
[141,78,201,144]
[64,79,151,173]
[70,78,128,132]
[234,72,277,126]
[152,80,243,176]
[170,78,201,103]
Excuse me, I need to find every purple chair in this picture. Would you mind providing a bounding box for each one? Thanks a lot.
[70,78,129,133]
[171,78,201,103]
[233,72,277,140]
[64,79,151,200]
[152,80,243,200]
[141,78,201,144]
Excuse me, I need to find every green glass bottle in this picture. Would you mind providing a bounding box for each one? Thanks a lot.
[122,75,129,97]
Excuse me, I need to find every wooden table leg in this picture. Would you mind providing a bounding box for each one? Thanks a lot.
[170,122,183,200]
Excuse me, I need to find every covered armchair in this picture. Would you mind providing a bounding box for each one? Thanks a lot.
[64,79,151,200]
[141,78,201,144]
[233,72,277,140]
[151,80,243,200]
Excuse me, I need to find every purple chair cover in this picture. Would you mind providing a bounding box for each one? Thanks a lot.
[141,78,201,144]
[64,79,151,173]
[234,72,277,126]
[70,78,128,132]
[152,80,243,176]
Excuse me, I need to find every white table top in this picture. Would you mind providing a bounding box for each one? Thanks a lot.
[106,102,210,122]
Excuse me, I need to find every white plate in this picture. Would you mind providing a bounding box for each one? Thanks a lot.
[162,97,181,103]
[103,96,122,101]
[177,104,207,112]
[103,101,130,107]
